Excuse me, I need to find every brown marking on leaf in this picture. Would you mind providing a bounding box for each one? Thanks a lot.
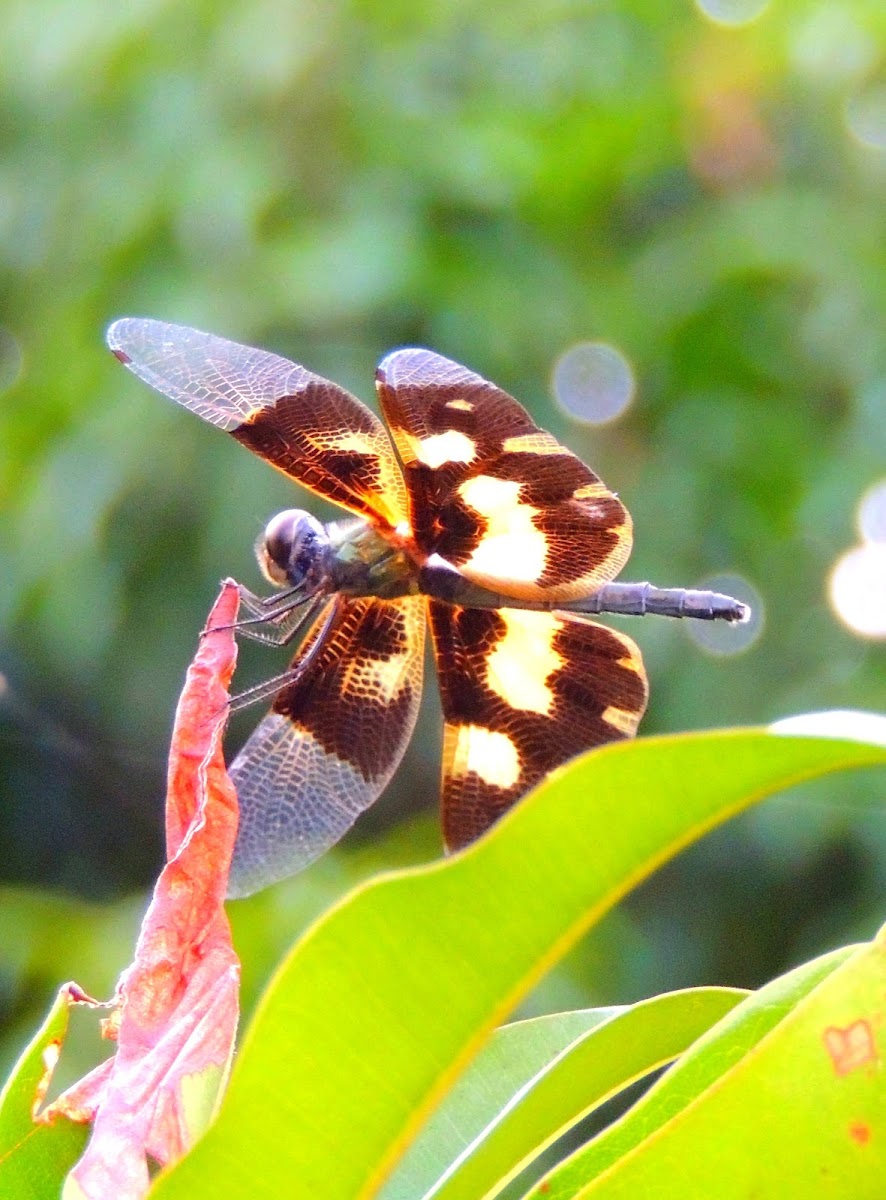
[41,581,242,1200]
[849,1120,871,1145]
[823,1019,878,1076]
[29,1040,62,1120]
[27,983,107,1123]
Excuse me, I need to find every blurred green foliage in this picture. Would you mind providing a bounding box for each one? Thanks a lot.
[0,0,883,1073]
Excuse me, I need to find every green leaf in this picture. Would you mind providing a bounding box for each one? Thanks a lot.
[529,945,854,1198]
[384,988,746,1200]
[151,728,886,1200]
[537,932,886,1197]
[0,986,89,1199]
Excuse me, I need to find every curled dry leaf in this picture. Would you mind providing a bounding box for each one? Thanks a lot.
[39,581,242,1200]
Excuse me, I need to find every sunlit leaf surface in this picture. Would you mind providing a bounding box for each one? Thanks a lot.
[383,988,746,1200]
[534,933,885,1197]
[152,727,885,1200]
[0,985,90,1199]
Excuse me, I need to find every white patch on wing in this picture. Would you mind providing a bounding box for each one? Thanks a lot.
[572,481,611,501]
[355,650,414,704]
[407,429,476,468]
[501,431,567,455]
[445,398,474,412]
[616,650,643,674]
[448,725,521,789]
[321,431,379,453]
[601,704,640,735]
[458,475,547,584]
[485,610,562,715]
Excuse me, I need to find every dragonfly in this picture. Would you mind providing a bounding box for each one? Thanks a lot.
[107,319,748,896]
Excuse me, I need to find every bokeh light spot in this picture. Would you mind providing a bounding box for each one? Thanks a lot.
[790,7,877,84]
[0,327,23,393]
[552,341,634,426]
[684,574,764,657]
[829,544,886,638]
[845,84,886,151]
[694,0,770,28]
[857,479,886,544]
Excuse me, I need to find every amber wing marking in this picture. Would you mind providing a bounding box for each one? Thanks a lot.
[227,594,425,896]
[107,318,407,528]
[376,348,632,600]
[429,601,648,850]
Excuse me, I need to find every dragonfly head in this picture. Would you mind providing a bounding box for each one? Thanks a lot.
[256,509,332,594]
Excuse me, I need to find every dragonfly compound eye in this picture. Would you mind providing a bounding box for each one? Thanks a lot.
[258,509,329,589]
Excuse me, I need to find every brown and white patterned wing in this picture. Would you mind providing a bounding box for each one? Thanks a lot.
[429,601,648,851]
[227,594,425,896]
[376,349,632,601]
[108,318,408,528]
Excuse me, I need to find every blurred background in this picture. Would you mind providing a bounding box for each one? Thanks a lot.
[0,0,884,1077]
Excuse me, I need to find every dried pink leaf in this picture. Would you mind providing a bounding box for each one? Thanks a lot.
[41,581,242,1200]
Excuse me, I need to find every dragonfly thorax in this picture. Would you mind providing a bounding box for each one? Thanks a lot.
[256,509,332,591]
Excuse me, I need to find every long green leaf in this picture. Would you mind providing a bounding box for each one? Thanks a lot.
[382,1007,621,1200]
[151,729,886,1200]
[548,931,886,1197]
[0,986,89,1199]
[386,988,745,1200]
[529,945,855,1198]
